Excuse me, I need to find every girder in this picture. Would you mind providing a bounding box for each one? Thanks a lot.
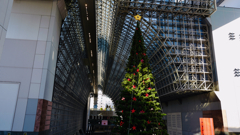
[101,0,216,103]
[96,0,119,89]
[119,0,216,17]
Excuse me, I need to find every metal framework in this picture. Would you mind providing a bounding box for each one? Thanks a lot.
[48,0,217,134]
[119,0,216,17]
[96,0,118,89]
[101,0,216,103]
[50,0,91,134]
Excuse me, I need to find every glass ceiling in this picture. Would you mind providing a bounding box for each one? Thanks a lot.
[96,0,216,103]
[96,0,118,89]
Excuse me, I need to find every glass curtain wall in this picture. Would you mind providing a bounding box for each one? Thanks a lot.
[103,0,215,103]
[50,0,91,134]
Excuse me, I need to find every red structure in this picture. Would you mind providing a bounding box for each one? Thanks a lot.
[200,118,215,135]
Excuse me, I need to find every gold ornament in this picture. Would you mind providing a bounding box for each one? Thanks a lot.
[134,14,141,21]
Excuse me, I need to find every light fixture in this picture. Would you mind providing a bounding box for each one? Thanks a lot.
[85,4,89,21]
[91,50,93,57]
[89,33,91,43]
[93,70,94,74]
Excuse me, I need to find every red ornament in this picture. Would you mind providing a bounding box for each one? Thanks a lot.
[133,97,137,101]
[137,69,139,72]
[132,126,136,130]
[133,73,135,75]
[120,121,124,126]
[133,85,136,89]
[136,52,138,55]
[128,78,131,81]
[121,97,125,100]
[158,122,160,125]
[147,120,151,124]
[122,110,123,113]
[136,28,138,30]
[146,78,149,80]
[146,93,149,97]
[148,87,151,90]
[139,40,141,42]
[131,109,136,113]
[141,59,144,63]
[143,53,146,56]
[133,66,135,68]
[140,110,145,113]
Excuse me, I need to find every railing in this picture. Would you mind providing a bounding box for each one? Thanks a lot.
[90,108,115,111]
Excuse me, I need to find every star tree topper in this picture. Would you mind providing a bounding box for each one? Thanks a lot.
[134,14,142,21]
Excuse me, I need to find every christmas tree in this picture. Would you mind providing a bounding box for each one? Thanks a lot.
[113,17,168,135]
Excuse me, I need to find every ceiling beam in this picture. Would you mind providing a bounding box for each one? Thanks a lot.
[78,0,98,94]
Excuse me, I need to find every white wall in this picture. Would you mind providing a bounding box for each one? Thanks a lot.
[210,7,240,132]
[0,0,62,131]
[0,82,19,131]
[0,0,13,60]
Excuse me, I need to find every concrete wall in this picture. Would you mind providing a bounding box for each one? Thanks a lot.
[0,0,62,132]
[210,7,240,133]
[0,0,13,60]
[162,92,222,135]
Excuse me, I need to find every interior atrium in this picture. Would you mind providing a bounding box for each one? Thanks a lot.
[1,0,240,135]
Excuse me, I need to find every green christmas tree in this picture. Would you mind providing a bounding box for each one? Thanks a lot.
[113,20,168,135]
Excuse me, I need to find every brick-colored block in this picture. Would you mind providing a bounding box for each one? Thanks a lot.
[34,99,52,132]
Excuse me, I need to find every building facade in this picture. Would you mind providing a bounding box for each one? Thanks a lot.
[0,0,240,135]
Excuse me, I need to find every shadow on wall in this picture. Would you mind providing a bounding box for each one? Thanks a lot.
[163,92,224,135]
[228,127,240,135]
[211,7,240,31]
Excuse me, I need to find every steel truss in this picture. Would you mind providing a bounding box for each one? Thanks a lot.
[50,0,91,134]
[96,0,119,89]
[102,0,216,103]
[119,0,216,17]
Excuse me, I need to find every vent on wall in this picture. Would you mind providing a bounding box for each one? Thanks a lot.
[167,113,182,135]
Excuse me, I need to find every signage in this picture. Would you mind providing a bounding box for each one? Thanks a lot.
[234,68,240,77]
[229,33,235,40]
[102,120,108,125]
